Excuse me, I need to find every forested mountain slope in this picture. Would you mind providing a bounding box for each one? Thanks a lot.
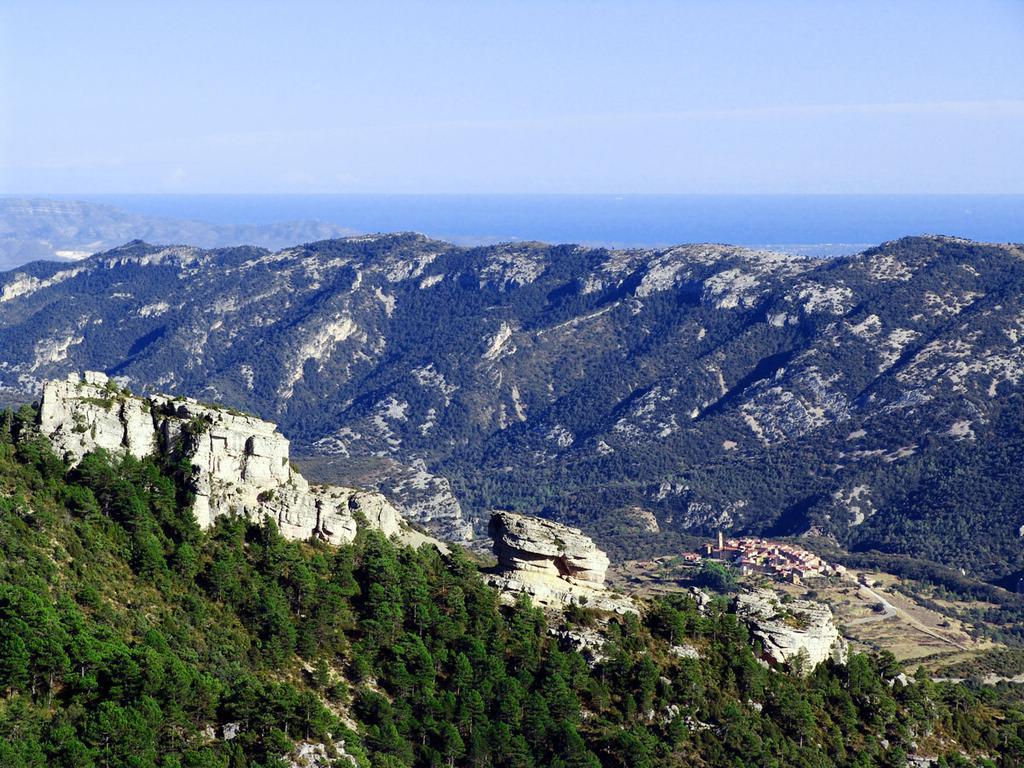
[1,234,1022,579]
[0,404,1019,767]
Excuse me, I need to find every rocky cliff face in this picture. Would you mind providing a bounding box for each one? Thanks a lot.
[40,371,158,462]
[734,589,848,673]
[487,511,633,613]
[40,372,408,546]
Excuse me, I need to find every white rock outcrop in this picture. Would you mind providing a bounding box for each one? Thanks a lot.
[39,372,413,546]
[487,511,634,613]
[549,626,608,666]
[734,589,848,673]
[40,373,158,463]
[283,740,357,768]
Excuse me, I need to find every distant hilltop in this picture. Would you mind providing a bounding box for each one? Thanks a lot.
[5,194,1023,271]
[0,197,357,270]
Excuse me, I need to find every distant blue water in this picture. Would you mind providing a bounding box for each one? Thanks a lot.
[53,194,1024,251]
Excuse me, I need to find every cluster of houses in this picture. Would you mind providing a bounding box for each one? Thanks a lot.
[694,532,846,584]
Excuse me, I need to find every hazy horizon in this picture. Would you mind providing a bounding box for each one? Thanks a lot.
[3,193,1022,262]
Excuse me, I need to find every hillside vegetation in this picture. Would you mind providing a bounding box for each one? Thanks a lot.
[0,405,1021,767]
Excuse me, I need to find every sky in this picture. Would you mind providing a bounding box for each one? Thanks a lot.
[1,0,1023,194]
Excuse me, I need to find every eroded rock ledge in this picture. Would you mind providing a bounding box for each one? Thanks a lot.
[734,588,848,673]
[487,511,635,614]
[39,371,429,548]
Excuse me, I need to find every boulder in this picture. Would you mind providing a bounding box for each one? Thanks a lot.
[734,589,848,673]
[490,510,609,587]
[283,740,357,768]
[549,626,608,666]
[669,644,701,660]
[487,511,634,613]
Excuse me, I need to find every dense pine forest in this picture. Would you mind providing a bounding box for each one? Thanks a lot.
[0,403,1020,767]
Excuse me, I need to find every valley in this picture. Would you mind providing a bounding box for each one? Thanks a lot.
[608,540,1024,682]
[6,2,1021,765]
[0,233,1022,587]
[0,360,1020,767]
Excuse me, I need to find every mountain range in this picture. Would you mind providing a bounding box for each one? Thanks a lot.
[1,233,1022,582]
[0,197,357,270]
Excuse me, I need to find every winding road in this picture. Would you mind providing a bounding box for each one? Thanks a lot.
[845,583,968,651]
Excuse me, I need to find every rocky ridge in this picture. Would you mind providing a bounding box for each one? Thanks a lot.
[734,588,848,673]
[487,511,635,613]
[4,234,1024,577]
[39,371,422,547]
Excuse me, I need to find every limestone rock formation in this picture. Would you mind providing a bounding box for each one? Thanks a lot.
[549,627,608,666]
[669,643,701,660]
[282,740,357,768]
[490,510,609,586]
[39,372,415,547]
[40,372,158,463]
[734,589,848,673]
[487,511,634,613]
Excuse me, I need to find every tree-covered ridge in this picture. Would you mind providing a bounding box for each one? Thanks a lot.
[1,235,1022,579]
[0,406,1020,767]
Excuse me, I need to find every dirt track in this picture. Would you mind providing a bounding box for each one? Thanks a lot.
[846,583,968,651]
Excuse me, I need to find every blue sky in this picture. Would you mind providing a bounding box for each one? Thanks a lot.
[2,0,1022,194]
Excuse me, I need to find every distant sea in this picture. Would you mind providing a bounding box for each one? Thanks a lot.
[50,193,1024,255]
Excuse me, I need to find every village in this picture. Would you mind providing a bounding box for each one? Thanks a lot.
[635,532,848,586]
[698,532,848,583]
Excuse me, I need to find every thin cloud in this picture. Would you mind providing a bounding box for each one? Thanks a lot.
[187,99,1024,144]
